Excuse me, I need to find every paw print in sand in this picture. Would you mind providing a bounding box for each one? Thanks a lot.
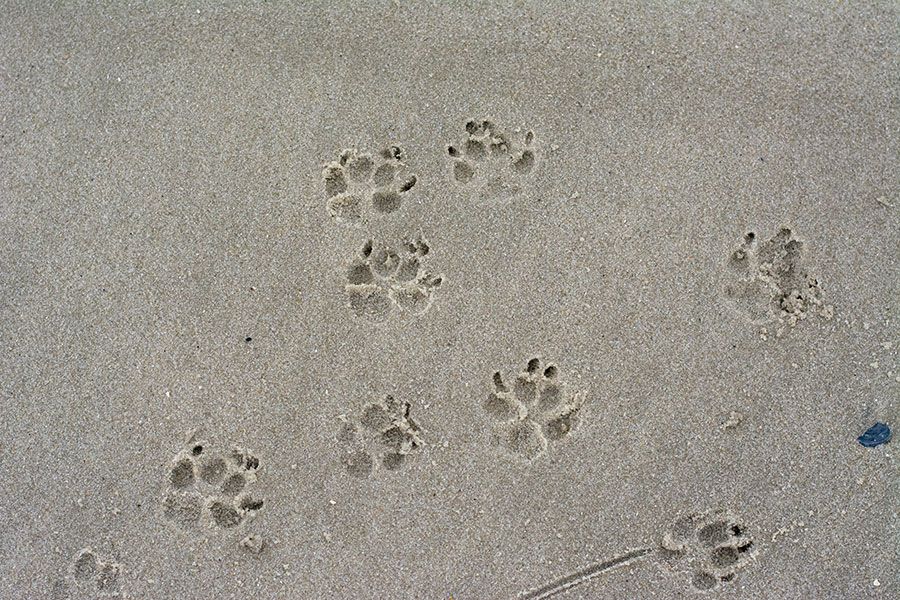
[323,146,418,224]
[517,507,757,598]
[344,235,443,321]
[336,395,424,477]
[447,118,536,201]
[723,226,833,337]
[162,439,264,530]
[50,547,128,599]
[659,510,757,592]
[483,357,586,460]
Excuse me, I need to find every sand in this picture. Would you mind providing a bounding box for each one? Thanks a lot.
[0,2,897,599]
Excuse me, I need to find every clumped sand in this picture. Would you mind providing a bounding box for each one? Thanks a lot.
[0,2,897,599]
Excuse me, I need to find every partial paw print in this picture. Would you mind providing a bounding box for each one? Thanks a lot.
[723,226,833,337]
[659,510,757,592]
[482,357,586,461]
[517,509,757,598]
[336,395,424,477]
[50,548,130,599]
[162,438,265,530]
[323,146,418,225]
[447,118,537,201]
[344,234,444,321]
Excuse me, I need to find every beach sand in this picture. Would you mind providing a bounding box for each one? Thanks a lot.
[0,2,897,598]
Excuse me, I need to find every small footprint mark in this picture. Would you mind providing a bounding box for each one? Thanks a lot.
[659,510,757,592]
[723,226,833,336]
[162,437,265,530]
[50,547,129,599]
[447,118,537,201]
[323,146,417,225]
[336,395,424,477]
[483,357,586,461]
[344,234,443,321]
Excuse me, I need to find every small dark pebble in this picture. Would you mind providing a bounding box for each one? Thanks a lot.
[245,337,252,343]
[858,422,891,448]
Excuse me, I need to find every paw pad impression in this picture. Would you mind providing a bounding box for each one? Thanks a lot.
[344,234,443,321]
[163,439,264,530]
[659,510,757,592]
[336,395,424,477]
[722,226,832,337]
[482,357,586,460]
[323,146,417,224]
[447,118,536,201]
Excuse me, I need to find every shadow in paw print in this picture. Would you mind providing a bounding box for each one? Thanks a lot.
[482,357,586,461]
[163,491,204,527]
[659,509,757,592]
[447,119,537,202]
[162,438,265,531]
[336,395,424,477]
[323,146,418,225]
[344,235,443,322]
[63,548,123,597]
[722,226,832,335]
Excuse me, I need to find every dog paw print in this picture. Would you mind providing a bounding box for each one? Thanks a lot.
[323,146,417,225]
[50,548,127,599]
[336,395,424,477]
[659,510,757,592]
[447,118,537,201]
[162,440,264,530]
[723,227,833,336]
[482,357,586,460]
[344,235,444,321]
[517,509,755,598]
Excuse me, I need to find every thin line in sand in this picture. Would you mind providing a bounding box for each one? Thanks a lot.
[518,547,654,600]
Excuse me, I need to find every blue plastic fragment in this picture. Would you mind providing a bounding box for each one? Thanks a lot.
[858,422,892,448]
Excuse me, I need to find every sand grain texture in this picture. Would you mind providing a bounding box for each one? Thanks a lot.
[0,1,897,599]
